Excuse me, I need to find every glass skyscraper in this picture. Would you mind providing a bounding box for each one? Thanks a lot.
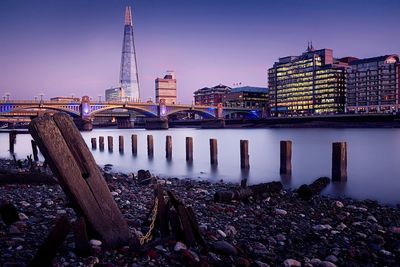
[120,6,140,102]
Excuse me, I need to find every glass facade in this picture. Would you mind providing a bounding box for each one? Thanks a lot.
[268,48,347,116]
[119,6,140,102]
[346,55,400,113]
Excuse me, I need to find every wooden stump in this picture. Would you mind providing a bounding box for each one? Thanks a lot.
[119,135,124,153]
[186,137,193,162]
[280,140,292,174]
[99,136,104,151]
[31,140,39,161]
[29,113,130,248]
[91,138,97,150]
[240,140,249,169]
[131,134,137,155]
[209,138,218,165]
[107,136,113,152]
[166,135,172,159]
[9,131,16,153]
[147,135,154,157]
[332,142,347,181]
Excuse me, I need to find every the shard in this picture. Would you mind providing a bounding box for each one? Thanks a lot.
[119,6,140,102]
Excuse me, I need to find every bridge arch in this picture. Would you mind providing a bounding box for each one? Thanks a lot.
[223,110,260,119]
[90,105,158,117]
[5,105,80,117]
[166,108,216,119]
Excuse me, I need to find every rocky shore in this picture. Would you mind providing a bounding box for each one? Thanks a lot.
[1,158,400,267]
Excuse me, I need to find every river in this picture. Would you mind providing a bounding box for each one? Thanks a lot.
[1,128,400,205]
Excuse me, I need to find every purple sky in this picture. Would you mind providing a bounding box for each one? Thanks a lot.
[0,0,399,103]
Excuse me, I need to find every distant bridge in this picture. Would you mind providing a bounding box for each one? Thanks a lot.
[0,97,264,128]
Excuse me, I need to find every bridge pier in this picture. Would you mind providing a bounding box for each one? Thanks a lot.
[145,118,169,130]
[117,117,135,129]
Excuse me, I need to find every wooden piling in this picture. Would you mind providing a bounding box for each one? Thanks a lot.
[186,137,193,162]
[166,135,172,159]
[332,142,347,181]
[107,136,113,152]
[91,138,96,150]
[280,140,292,174]
[131,134,137,155]
[99,136,104,151]
[210,138,218,165]
[9,131,16,153]
[31,140,39,161]
[240,140,250,169]
[119,135,124,153]
[147,135,154,157]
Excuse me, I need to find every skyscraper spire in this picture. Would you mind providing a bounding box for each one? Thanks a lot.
[120,6,140,101]
[125,6,132,26]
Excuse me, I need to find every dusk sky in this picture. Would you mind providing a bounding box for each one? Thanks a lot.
[0,0,399,103]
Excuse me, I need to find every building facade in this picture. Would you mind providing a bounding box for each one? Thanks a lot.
[119,6,140,102]
[346,55,400,113]
[155,71,177,105]
[268,46,348,116]
[193,84,231,106]
[105,87,125,101]
[223,86,269,109]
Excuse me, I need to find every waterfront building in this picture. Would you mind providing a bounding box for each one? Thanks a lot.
[346,55,400,113]
[268,45,348,116]
[223,86,269,109]
[155,71,177,105]
[105,87,125,101]
[193,84,231,106]
[119,6,140,102]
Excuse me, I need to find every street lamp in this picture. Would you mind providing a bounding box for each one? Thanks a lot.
[39,93,44,102]
[5,92,10,101]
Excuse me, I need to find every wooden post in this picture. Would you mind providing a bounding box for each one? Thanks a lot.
[280,140,292,174]
[119,135,124,153]
[99,136,104,151]
[91,138,96,150]
[147,135,154,157]
[186,137,193,162]
[107,136,113,152]
[332,142,347,181]
[9,131,16,153]
[210,138,218,165]
[240,140,249,169]
[166,135,172,159]
[31,140,39,161]
[29,113,130,247]
[74,217,90,256]
[131,134,137,155]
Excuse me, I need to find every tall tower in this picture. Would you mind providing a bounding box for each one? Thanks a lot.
[120,6,140,101]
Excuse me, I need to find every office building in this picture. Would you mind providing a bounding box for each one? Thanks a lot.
[268,45,348,116]
[155,71,177,105]
[193,84,231,106]
[346,55,400,113]
[105,87,125,101]
[223,86,269,109]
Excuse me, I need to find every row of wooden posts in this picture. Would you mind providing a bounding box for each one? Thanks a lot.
[89,135,348,181]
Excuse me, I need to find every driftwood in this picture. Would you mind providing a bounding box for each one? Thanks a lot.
[29,113,130,248]
[297,177,331,200]
[0,172,57,185]
[74,217,91,256]
[214,181,283,203]
[29,216,71,267]
[0,202,19,225]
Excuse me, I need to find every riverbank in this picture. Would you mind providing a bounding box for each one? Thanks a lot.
[1,158,400,266]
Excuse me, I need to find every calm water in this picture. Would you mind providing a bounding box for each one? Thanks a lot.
[1,128,400,205]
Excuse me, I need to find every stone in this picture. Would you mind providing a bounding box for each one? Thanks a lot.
[313,224,332,231]
[276,208,288,216]
[211,241,238,255]
[283,259,302,267]
[320,261,337,267]
[325,255,338,263]
[334,201,344,208]
[310,258,321,266]
[390,226,400,234]
[89,239,102,246]
[217,229,227,237]
[367,215,378,223]
[224,225,237,237]
[297,184,313,200]
[174,241,187,251]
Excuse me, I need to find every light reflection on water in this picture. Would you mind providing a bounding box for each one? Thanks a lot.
[1,128,400,205]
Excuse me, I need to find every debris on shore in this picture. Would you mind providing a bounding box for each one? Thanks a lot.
[1,159,400,266]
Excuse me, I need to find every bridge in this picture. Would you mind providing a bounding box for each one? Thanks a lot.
[0,96,264,130]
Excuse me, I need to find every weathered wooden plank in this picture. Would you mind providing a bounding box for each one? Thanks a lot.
[280,140,292,174]
[0,172,57,185]
[29,216,71,267]
[332,142,347,181]
[210,138,218,165]
[155,185,169,237]
[74,217,90,256]
[240,140,249,169]
[131,134,137,155]
[165,135,172,159]
[29,113,130,248]
[186,137,193,162]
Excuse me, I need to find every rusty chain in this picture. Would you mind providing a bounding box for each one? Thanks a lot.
[139,197,159,245]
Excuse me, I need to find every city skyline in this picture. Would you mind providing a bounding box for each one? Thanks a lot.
[0,0,399,103]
